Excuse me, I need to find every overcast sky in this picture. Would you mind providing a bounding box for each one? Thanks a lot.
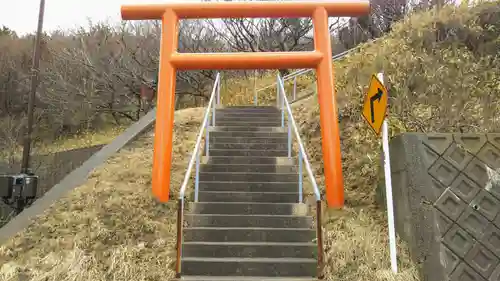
[0,0,202,35]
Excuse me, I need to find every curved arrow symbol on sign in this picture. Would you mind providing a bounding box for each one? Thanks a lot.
[369,88,384,123]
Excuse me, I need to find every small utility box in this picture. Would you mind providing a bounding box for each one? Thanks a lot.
[0,174,38,200]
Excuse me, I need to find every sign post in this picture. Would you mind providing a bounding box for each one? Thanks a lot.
[362,72,398,273]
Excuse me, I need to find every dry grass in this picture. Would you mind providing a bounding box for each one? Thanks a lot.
[0,125,128,163]
[38,125,128,154]
[291,95,420,281]
[0,107,204,281]
[1,2,499,281]
[226,1,499,280]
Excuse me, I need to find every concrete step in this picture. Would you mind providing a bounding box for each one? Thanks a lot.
[183,227,316,243]
[213,126,283,132]
[198,181,298,192]
[210,136,288,144]
[215,112,281,119]
[182,241,317,259]
[216,111,280,117]
[210,131,287,138]
[184,214,312,228]
[201,164,297,173]
[179,273,317,280]
[199,172,298,182]
[181,257,316,277]
[206,156,295,165]
[197,191,299,203]
[219,106,278,109]
[189,202,307,216]
[209,142,288,150]
[202,155,297,165]
[217,106,280,113]
[214,121,282,127]
[215,116,282,123]
[209,149,289,157]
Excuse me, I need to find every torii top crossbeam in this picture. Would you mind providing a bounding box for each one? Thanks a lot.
[122,1,370,19]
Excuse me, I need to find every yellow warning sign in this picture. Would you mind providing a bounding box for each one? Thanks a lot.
[362,74,388,136]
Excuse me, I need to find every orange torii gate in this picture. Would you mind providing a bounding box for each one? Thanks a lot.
[121,1,370,208]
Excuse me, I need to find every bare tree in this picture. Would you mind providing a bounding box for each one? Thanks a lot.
[338,0,454,49]
[208,15,314,76]
[176,19,225,104]
[0,19,231,149]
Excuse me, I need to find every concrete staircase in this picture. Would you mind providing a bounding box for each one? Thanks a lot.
[180,106,319,280]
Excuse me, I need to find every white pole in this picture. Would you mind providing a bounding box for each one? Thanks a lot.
[378,72,398,274]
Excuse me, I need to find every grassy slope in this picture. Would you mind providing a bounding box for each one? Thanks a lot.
[0,125,127,162]
[0,108,204,281]
[287,2,499,279]
[290,2,499,279]
[1,2,499,281]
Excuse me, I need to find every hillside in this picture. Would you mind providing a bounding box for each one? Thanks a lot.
[1,2,499,281]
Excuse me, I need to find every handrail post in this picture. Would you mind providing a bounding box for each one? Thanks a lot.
[280,76,285,128]
[254,75,258,106]
[316,200,324,279]
[205,121,210,157]
[287,112,292,158]
[175,198,184,278]
[195,148,200,202]
[298,151,303,202]
[281,97,285,128]
[293,76,297,100]
[217,75,221,105]
[212,95,216,126]
[276,75,280,108]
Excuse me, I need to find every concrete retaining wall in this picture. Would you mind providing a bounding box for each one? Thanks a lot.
[0,108,156,243]
[382,133,500,281]
[0,144,105,222]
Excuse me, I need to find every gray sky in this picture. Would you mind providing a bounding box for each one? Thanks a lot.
[0,0,199,35]
[2,0,353,35]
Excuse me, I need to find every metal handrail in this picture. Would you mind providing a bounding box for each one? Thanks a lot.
[175,71,323,278]
[254,37,383,104]
[175,72,221,278]
[277,74,321,201]
[254,49,350,98]
[178,72,221,199]
[276,73,324,277]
